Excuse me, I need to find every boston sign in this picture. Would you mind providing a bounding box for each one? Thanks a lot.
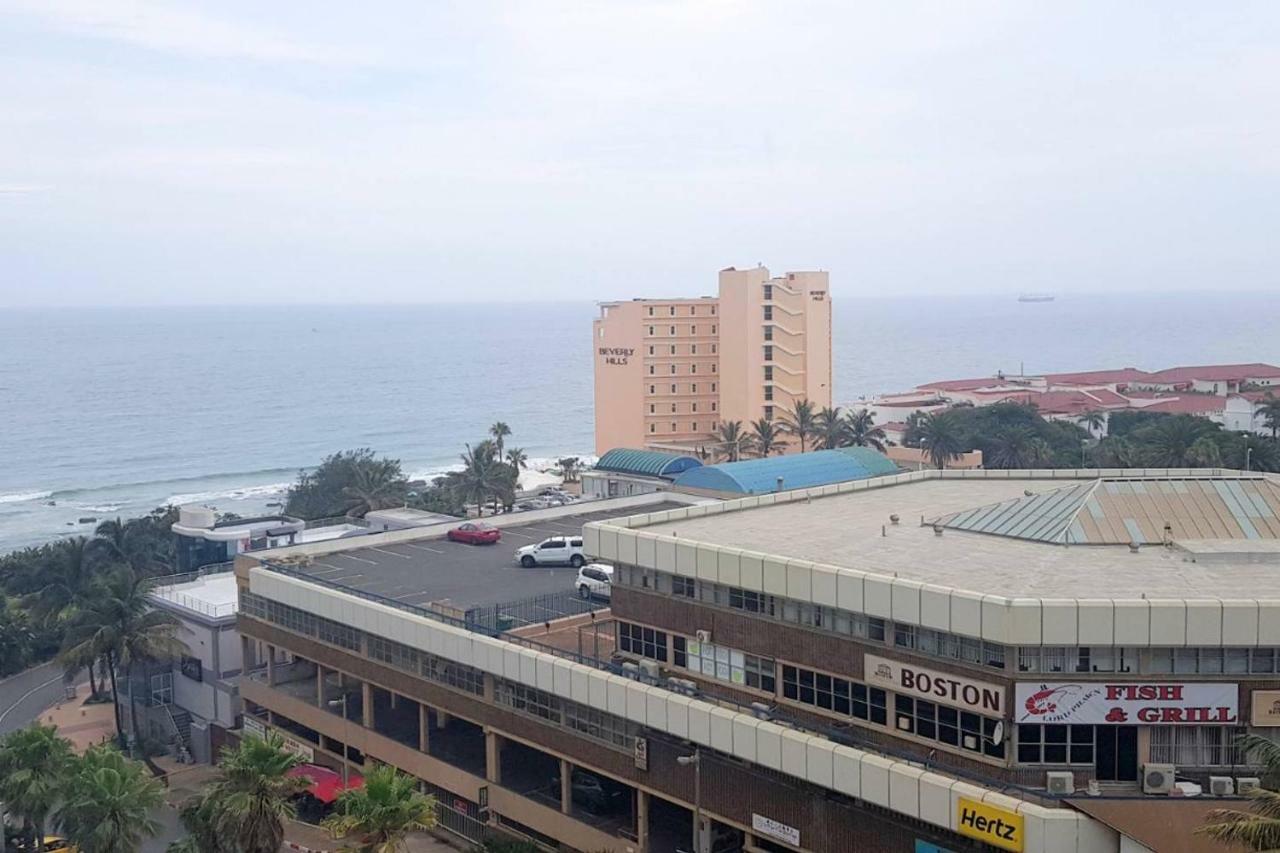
[1015,682,1238,725]
[865,654,1004,715]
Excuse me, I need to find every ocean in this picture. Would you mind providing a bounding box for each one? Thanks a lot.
[1,293,1275,553]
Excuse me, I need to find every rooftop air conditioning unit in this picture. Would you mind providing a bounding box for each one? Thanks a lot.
[1238,777,1262,795]
[1046,771,1074,795]
[1209,776,1235,797]
[1143,763,1176,795]
[750,702,772,720]
[667,677,698,696]
[620,662,641,680]
[695,629,712,644]
[638,659,661,680]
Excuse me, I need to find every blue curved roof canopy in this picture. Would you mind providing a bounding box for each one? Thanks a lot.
[672,448,897,495]
[594,448,704,480]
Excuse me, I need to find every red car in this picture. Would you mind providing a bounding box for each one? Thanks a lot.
[447,521,501,545]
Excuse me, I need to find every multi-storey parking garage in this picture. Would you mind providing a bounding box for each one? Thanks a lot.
[238,469,1279,852]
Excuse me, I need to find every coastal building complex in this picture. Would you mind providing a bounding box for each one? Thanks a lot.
[593,265,832,456]
[234,462,1280,852]
[867,362,1280,438]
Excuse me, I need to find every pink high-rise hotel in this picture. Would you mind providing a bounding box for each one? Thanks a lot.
[592,265,832,455]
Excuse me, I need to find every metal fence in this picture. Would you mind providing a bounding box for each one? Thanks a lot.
[464,589,603,632]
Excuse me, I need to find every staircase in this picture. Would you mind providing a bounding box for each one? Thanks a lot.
[167,707,193,762]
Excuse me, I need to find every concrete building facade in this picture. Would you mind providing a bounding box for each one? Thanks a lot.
[593,266,832,456]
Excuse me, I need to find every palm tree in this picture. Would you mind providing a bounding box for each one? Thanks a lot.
[60,567,188,751]
[342,456,408,518]
[25,537,113,698]
[1198,734,1280,849]
[713,421,747,462]
[505,447,528,471]
[842,409,887,453]
[1078,410,1107,437]
[456,443,505,517]
[1187,435,1224,467]
[814,407,846,450]
[58,743,164,853]
[322,764,437,853]
[986,426,1039,469]
[556,457,583,484]
[1234,433,1280,472]
[1258,393,1280,439]
[1142,415,1213,468]
[747,418,785,458]
[489,422,513,459]
[918,411,967,470]
[203,734,311,853]
[779,399,819,453]
[0,724,76,851]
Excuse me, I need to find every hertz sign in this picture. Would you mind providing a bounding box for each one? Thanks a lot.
[957,798,1024,852]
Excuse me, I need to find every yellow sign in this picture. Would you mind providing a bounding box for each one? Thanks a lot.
[957,797,1024,852]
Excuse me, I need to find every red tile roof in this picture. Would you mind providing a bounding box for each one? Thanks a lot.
[1043,367,1151,386]
[1146,362,1280,383]
[1137,395,1227,414]
[917,377,1010,391]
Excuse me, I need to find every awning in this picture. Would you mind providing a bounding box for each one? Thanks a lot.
[1065,797,1238,853]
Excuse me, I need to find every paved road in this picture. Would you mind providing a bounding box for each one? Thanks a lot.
[0,660,70,736]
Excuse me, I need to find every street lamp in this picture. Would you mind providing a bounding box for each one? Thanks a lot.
[677,748,701,853]
[1246,446,1253,472]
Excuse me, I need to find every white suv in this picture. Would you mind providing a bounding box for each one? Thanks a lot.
[576,563,613,599]
[515,536,585,568]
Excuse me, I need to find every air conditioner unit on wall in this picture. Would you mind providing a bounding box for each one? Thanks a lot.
[1238,777,1262,795]
[638,659,661,680]
[1046,771,1074,795]
[1143,763,1176,795]
[1209,776,1235,796]
[695,629,712,644]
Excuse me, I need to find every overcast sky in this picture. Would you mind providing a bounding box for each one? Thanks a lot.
[1,2,1277,306]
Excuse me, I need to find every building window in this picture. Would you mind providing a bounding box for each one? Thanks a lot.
[691,364,697,374]
[649,365,655,375]
[764,326,773,341]
[670,326,676,335]
[763,345,773,361]
[782,665,887,725]
[711,382,717,392]
[764,386,773,401]
[618,622,668,662]
[671,384,677,393]
[691,325,697,335]
[649,404,655,414]
[711,325,717,333]
[671,364,677,374]
[648,306,654,316]
[692,422,698,431]
[1150,726,1248,766]
[649,385,655,394]
[711,344,717,354]
[763,284,773,300]
[764,305,773,321]
[690,306,696,315]
[671,403,677,413]
[764,366,773,381]
[764,405,773,420]
[1017,724,1094,765]
[711,402,717,412]
[672,576,696,598]
[648,326,654,335]
[692,403,698,412]
[897,696,1004,758]
[650,424,655,433]
[691,344,697,354]
[691,383,697,393]
[711,306,716,315]
[728,586,774,615]
[671,422,677,432]
[712,363,716,373]
[680,640,776,693]
[670,345,676,355]
[1019,646,1133,674]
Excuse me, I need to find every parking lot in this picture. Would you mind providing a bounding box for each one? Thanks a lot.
[286,502,685,611]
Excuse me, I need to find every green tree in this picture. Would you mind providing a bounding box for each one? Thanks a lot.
[902,411,929,448]
[201,734,310,853]
[986,427,1040,469]
[1078,410,1107,436]
[747,418,785,458]
[456,442,507,517]
[489,422,513,459]
[24,537,114,698]
[1198,734,1280,849]
[0,595,37,677]
[1140,416,1218,467]
[1259,393,1280,439]
[779,399,819,453]
[322,763,437,853]
[713,421,747,462]
[0,724,76,851]
[505,447,528,472]
[1231,433,1280,473]
[814,406,846,450]
[285,450,408,520]
[841,409,887,453]
[58,743,164,853]
[60,568,188,751]
[918,411,966,470]
[556,457,583,484]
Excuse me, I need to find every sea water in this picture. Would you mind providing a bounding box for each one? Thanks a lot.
[1,293,1275,553]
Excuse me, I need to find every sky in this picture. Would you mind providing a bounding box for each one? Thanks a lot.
[1,1,1278,306]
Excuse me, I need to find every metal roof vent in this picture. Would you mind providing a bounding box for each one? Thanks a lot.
[1128,541,1141,553]
[889,514,900,525]
[1024,489,1035,497]
[933,524,944,537]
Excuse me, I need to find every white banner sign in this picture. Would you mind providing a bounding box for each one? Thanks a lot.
[1015,682,1238,725]
[752,814,800,847]
[865,654,1004,715]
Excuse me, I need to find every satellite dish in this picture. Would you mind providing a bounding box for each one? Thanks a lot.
[991,721,1005,746]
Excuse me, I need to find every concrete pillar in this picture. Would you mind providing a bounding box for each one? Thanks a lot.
[418,704,430,753]
[485,729,502,784]
[636,790,650,852]
[266,646,277,685]
[316,667,324,706]
[483,673,495,702]
[437,709,451,728]
[362,682,374,728]
[560,759,573,815]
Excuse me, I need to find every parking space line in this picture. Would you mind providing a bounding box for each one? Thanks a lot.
[404,543,443,554]
[334,552,376,565]
[370,546,412,560]
[501,530,536,539]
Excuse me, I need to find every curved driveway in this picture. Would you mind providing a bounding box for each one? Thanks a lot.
[0,660,69,736]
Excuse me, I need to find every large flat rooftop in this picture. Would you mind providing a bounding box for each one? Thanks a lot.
[264,502,689,610]
[637,475,1280,599]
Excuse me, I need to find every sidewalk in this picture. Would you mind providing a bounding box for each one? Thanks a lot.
[39,683,116,752]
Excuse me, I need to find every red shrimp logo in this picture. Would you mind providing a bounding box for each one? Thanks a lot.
[1023,685,1080,717]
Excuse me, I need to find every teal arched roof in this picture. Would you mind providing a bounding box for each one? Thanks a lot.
[671,448,897,495]
[594,448,704,479]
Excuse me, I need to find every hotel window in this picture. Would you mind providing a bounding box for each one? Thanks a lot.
[712,363,716,373]
[711,306,716,315]
[764,405,774,420]
[618,622,668,662]
[692,403,697,412]
[672,576,696,598]
[671,422,677,432]
[649,424,655,434]
[711,344,717,353]
[648,345,654,355]
[897,696,1005,759]
[670,364,677,374]
[692,422,698,431]
[711,382,717,392]
[678,640,776,693]
[691,344,697,354]
[671,384,676,393]
[649,385,655,394]
[763,345,773,361]
[691,364,697,374]
[763,305,773,321]
[691,383,697,393]
[690,306,696,315]
[782,665,887,725]
[764,386,773,402]
[691,325,697,334]
[649,365,655,375]
[670,306,676,316]
[764,366,773,381]
[648,326,654,335]
[1017,724,1094,765]
[671,404,677,413]
[670,345,676,355]
[1150,726,1247,766]
[711,402,717,412]
[711,325,717,333]
[648,306,654,316]
[649,404,655,414]
[670,326,676,335]
[763,284,773,300]
[764,326,773,341]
